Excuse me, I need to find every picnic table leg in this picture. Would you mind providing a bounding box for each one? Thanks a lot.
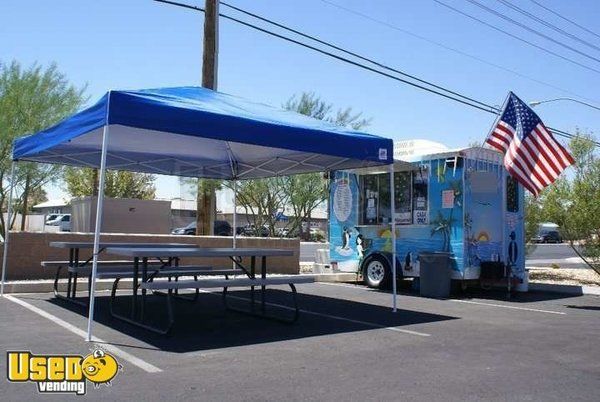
[66,248,74,299]
[250,256,256,311]
[261,256,266,312]
[132,257,139,318]
[141,257,148,321]
[71,248,79,299]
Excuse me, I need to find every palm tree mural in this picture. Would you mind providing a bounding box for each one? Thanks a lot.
[430,210,456,252]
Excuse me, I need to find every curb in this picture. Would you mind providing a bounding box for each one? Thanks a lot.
[311,273,358,283]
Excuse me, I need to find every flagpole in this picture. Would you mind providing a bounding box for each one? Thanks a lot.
[482,92,512,149]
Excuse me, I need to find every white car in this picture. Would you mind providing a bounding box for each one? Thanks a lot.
[46,214,71,232]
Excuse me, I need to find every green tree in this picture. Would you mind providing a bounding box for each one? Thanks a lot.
[64,168,156,199]
[231,177,289,236]
[535,131,600,272]
[0,61,85,235]
[282,92,371,239]
[284,92,371,129]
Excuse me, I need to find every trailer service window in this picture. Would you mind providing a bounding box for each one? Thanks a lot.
[359,170,429,225]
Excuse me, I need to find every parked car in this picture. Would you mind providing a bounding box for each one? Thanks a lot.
[236,224,269,237]
[45,214,60,224]
[532,230,563,243]
[46,214,71,232]
[171,220,232,236]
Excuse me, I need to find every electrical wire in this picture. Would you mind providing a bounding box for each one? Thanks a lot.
[433,0,600,75]
[463,0,600,64]
[495,0,600,53]
[153,0,597,146]
[319,0,597,104]
[221,1,494,112]
[528,0,600,41]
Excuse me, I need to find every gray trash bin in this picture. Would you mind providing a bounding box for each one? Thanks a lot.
[419,251,452,298]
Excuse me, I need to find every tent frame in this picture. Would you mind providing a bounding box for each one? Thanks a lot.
[1,88,396,340]
[0,132,398,339]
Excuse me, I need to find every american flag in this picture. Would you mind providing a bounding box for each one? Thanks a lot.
[486,92,574,197]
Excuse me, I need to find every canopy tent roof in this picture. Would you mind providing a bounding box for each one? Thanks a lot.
[13,87,393,179]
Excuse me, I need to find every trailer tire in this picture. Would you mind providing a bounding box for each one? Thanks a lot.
[363,255,391,289]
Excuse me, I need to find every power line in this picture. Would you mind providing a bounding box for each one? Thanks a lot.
[433,0,600,75]
[155,0,496,113]
[463,0,600,65]
[495,0,600,53]
[153,0,596,146]
[221,1,494,112]
[319,0,598,104]
[528,0,600,41]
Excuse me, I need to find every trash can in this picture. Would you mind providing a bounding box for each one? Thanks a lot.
[419,251,452,298]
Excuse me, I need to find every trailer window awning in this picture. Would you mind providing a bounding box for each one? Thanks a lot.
[12,86,393,179]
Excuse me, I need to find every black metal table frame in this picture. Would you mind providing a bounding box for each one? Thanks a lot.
[110,250,295,335]
[52,245,177,307]
[130,253,265,319]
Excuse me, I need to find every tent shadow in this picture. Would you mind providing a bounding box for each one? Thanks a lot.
[48,289,457,353]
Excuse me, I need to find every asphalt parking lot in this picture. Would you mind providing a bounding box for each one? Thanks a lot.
[1,283,599,401]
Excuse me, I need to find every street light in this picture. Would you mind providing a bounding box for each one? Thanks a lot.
[529,97,600,112]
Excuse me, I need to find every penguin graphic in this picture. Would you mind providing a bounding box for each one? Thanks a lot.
[404,251,413,271]
[508,231,518,266]
[355,229,364,258]
[342,226,351,250]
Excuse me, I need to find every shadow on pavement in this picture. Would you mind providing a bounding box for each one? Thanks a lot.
[45,289,456,353]
[565,304,600,311]
[339,280,584,303]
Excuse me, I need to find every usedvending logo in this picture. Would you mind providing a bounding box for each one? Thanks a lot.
[6,348,122,395]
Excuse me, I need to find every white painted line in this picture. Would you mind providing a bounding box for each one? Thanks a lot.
[4,295,162,373]
[219,292,430,337]
[450,299,566,315]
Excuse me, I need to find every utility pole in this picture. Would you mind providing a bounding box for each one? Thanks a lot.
[197,0,219,235]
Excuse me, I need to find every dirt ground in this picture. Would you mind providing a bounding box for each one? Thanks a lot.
[529,267,600,287]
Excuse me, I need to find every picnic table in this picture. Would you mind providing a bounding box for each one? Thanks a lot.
[104,246,312,334]
[47,242,198,305]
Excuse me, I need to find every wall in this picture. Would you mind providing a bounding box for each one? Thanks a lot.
[0,232,300,281]
[71,197,171,234]
[2,213,46,232]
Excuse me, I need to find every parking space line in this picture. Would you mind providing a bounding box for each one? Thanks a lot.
[4,295,162,373]
[450,299,566,315]
[219,292,431,337]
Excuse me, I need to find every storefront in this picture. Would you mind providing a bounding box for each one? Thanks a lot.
[329,142,526,290]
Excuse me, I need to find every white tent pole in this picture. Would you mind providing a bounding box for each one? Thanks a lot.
[1,161,17,296]
[232,179,237,249]
[389,163,397,312]
[86,123,110,342]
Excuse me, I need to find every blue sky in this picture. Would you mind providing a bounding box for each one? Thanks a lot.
[1,0,598,200]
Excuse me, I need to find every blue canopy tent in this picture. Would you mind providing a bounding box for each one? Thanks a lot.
[1,86,396,340]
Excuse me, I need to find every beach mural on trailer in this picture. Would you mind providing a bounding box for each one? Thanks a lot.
[329,154,524,282]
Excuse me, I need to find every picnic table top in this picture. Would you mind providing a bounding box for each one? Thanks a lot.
[49,241,199,249]
[104,247,294,258]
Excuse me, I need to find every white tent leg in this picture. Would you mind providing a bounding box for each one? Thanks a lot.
[232,180,237,248]
[389,164,397,312]
[86,124,110,342]
[1,162,17,296]
[232,180,237,270]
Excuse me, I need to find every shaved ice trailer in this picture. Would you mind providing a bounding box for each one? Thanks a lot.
[328,142,527,291]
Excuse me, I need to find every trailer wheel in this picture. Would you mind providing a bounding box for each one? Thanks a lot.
[363,255,391,289]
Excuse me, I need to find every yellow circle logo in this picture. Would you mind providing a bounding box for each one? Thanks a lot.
[81,349,120,386]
